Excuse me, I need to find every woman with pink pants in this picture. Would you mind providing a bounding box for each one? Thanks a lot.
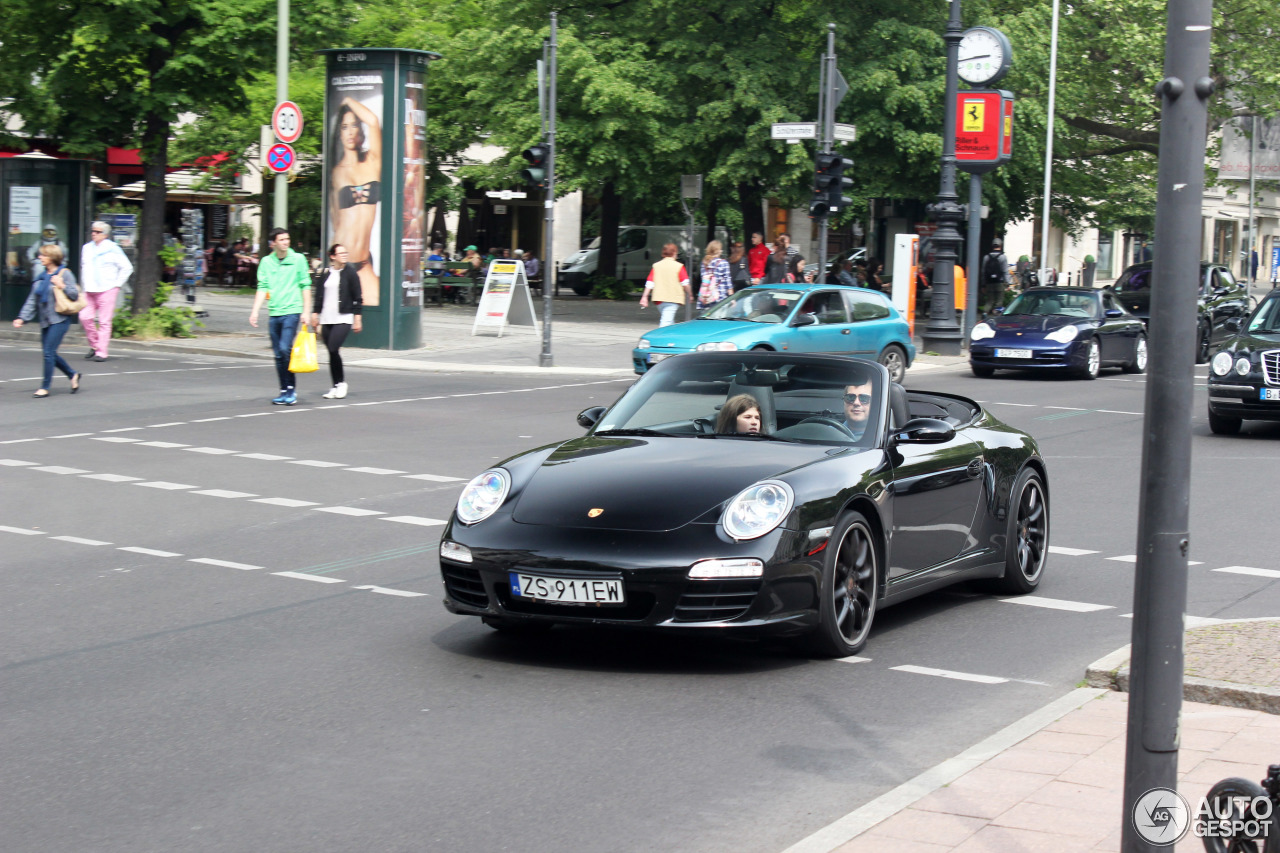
[79,221,133,362]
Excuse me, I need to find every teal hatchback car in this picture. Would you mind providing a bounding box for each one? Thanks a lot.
[633,284,916,381]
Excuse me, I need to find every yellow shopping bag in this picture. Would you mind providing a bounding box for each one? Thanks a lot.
[288,324,319,373]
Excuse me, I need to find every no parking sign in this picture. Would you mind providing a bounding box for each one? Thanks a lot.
[265,143,296,174]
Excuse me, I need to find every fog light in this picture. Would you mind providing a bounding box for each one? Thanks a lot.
[440,541,473,564]
[688,558,764,579]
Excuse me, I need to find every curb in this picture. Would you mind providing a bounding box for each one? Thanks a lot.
[780,687,1107,853]
[1084,618,1280,715]
[348,357,636,378]
[0,328,273,361]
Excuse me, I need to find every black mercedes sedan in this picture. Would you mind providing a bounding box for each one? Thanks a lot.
[1107,261,1251,363]
[438,352,1050,657]
[968,286,1146,379]
[1207,289,1280,435]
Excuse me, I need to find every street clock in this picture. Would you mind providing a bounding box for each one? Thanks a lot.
[957,26,1012,87]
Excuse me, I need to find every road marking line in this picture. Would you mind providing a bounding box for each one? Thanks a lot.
[1096,409,1143,415]
[891,665,1009,684]
[119,546,182,557]
[184,447,239,455]
[1214,566,1280,579]
[51,535,112,546]
[402,473,465,482]
[33,466,91,475]
[137,357,171,361]
[348,401,384,406]
[314,506,385,517]
[238,453,292,461]
[134,481,196,490]
[81,473,143,482]
[1107,555,1137,563]
[92,436,141,443]
[380,516,447,527]
[101,427,144,433]
[190,557,262,570]
[353,585,428,597]
[1048,546,1098,556]
[0,525,44,535]
[273,571,346,584]
[251,497,319,507]
[147,422,186,428]
[1001,596,1114,612]
[835,655,871,664]
[1036,410,1093,421]
[191,489,259,499]
[1044,406,1086,411]
[0,438,42,444]
[986,402,1035,407]
[191,417,231,422]
[346,467,408,475]
[50,433,93,438]
[235,412,273,418]
[315,405,348,409]
[0,459,37,466]
[288,460,347,468]
[137,441,189,448]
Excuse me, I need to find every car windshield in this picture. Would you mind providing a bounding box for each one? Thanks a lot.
[1004,291,1100,319]
[595,353,886,446]
[700,288,801,323]
[1247,296,1280,334]
[1110,266,1152,293]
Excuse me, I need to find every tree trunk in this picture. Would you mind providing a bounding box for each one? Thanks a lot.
[455,182,475,254]
[703,196,718,249]
[738,181,764,242]
[597,180,621,285]
[133,110,169,315]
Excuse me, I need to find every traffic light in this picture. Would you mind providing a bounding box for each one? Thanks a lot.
[521,144,549,187]
[812,152,853,217]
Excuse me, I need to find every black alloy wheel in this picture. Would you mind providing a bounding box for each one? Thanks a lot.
[807,511,879,657]
[1200,777,1269,853]
[989,468,1048,594]
[1123,333,1148,374]
[1208,408,1243,436]
[878,344,908,384]
[1079,338,1101,380]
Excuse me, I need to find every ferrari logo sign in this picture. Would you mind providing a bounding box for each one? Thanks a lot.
[955,89,1014,174]
[588,508,604,518]
[962,99,985,133]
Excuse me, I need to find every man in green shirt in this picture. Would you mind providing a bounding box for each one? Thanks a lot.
[250,227,312,405]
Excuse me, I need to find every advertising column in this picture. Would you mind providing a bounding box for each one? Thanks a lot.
[319,48,440,349]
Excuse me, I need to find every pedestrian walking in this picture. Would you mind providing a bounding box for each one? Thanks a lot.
[12,244,82,398]
[747,232,770,284]
[981,239,1011,314]
[638,243,691,326]
[249,228,312,406]
[764,234,804,284]
[727,241,751,293]
[78,220,134,362]
[698,240,731,308]
[310,243,363,400]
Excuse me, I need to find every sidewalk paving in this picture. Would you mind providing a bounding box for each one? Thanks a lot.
[787,619,1280,853]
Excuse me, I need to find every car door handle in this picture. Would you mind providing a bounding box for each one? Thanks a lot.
[966,458,983,478]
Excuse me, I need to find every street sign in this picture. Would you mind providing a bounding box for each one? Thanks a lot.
[484,190,528,200]
[265,142,296,174]
[955,89,1014,175]
[771,122,817,141]
[472,261,538,337]
[833,123,857,143]
[272,101,304,144]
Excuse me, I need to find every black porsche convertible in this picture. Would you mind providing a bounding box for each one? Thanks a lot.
[438,352,1049,657]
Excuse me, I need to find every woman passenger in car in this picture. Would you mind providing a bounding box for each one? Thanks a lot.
[716,394,763,434]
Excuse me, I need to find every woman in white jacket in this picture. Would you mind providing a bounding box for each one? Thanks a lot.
[79,221,133,362]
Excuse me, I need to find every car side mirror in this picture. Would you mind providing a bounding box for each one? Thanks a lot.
[792,313,817,327]
[1104,308,1123,318]
[991,306,1005,315]
[1225,317,1242,334]
[577,406,607,429]
[892,417,955,444]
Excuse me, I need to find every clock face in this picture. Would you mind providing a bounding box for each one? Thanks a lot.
[958,27,1010,86]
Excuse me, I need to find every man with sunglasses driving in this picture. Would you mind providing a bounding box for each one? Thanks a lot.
[842,381,875,440]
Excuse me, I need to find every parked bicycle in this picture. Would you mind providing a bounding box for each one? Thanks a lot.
[1201,763,1279,852]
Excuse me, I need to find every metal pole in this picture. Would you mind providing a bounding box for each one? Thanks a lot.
[817,24,836,281]
[965,173,981,336]
[1248,114,1256,283]
[685,206,695,322]
[274,0,288,228]
[920,0,965,355]
[1038,0,1060,278]
[1120,0,1213,848]
[539,13,556,368]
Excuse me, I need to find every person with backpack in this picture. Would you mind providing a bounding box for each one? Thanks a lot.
[981,239,1010,314]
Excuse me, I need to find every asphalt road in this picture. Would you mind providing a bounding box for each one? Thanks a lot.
[1,344,1277,853]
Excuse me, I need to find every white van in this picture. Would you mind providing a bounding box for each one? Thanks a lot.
[559,225,730,296]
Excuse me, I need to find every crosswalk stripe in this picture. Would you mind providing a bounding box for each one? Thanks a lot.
[891,665,1008,684]
[1048,546,1098,556]
[1001,596,1114,613]
[1214,566,1280,579]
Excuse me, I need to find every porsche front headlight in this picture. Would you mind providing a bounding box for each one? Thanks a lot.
[970,322,995,341]
[456,469,510,524]
[721,480,794,541]
[696,341,739,352]
[1046,325,1079,343]
[1211,351,1233,376]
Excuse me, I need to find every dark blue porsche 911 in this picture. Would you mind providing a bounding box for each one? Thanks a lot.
[968,287,1148,379]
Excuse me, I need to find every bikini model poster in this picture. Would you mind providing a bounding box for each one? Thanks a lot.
[326,70,384,306]
[400,69,426,308]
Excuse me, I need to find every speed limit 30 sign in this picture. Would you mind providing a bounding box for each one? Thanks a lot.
[272,101,304,144]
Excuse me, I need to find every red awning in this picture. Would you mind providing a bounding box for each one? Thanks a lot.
[106,147,142,166]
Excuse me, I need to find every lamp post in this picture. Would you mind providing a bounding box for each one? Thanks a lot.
[921,0,966,356]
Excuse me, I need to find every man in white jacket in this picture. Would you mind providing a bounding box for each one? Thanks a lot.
[79,221,133,361]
